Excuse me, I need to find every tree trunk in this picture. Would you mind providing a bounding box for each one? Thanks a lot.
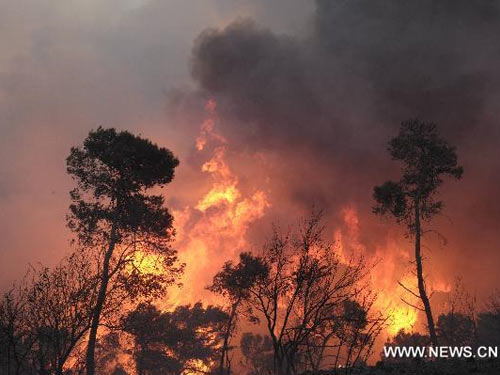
[56,357,65,375]
[219,299,239,375]
[273,345,294,375]
[415,203,438,346]
[86,229,116,375]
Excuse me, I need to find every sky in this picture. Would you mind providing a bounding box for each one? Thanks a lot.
[1,0,499,320]
[0,0,310,284]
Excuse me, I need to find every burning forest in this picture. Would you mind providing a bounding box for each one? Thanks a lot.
[1,1,500,375]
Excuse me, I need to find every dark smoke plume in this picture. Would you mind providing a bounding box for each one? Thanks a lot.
[180,0,500,294]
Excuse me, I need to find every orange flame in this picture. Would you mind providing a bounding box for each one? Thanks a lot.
[334,206,419,336]
[168,99,270,308]
[127,251,165,276]
[170,101,451,339]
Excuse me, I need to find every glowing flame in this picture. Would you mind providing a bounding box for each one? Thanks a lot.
[184,359,212,375]
[128,252,165,276]
[173,101,445,339]
[338,207,450,337]
[387,306,418,336]
[196,147,240,211]
[195,98,226,151]
[167,99,270,307]
[334,206,420,336]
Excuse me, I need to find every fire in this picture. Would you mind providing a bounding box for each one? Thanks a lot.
[196,183,240,211]
[167,102,447,340]
[388,306,418,336]
[195,98,226,151]
[128,252,165,276]
[195,147,240,211]
[195,118,214,151]
[167,99,270,307]
[184,359,212,375]
[433,280,452,293]
[379,273,420,336]
[334,206,419,336]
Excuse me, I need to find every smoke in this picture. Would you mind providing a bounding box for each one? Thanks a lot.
[0,0,285,286]
[179,0,500,298]
[1,0,499,319]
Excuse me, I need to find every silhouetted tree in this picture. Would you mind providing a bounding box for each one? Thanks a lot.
[0,253,99,375]
[383,330,430,364]
[436,312,475,346]
[66,127,182,375]
[477,312,500,347]
[123,302,228,375]
[24,253,98,375]
[240,333,273,375]
[302,296,385,373]
[95,332,130,375]
[477,291,500,347]
[209,252,269,375]
[439,277,478,346]
[0,285,33,375]
[488,291,500,315]
[248,212,370,375]
[373,119,463,346]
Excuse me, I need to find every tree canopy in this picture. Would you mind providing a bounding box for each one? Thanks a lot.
[373,119,463,228]
[66,127,182,375]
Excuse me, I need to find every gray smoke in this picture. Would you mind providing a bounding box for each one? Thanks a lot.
[181,0,500,294]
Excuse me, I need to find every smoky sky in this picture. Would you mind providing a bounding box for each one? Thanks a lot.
[190,0,500,150]
[0,0,499,301]
[185,0,500,295]
[0,0,312,286]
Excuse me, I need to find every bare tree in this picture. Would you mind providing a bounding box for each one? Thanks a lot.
[436,313,475,347]
[248,212,370,375]
[23,252,99,375]
[0,252,99,375]
[487,291,500,316]
[383,331,430,364]
[477,291,500,347]
[436,278,478,347]
[0,283,33,375]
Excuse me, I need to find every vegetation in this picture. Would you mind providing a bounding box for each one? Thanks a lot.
[373,119,463,346]
[66,127,183,375]
[209,252,269,375]
[0,253,97,375]
[225,212,386,375]
[122,302,228,375]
